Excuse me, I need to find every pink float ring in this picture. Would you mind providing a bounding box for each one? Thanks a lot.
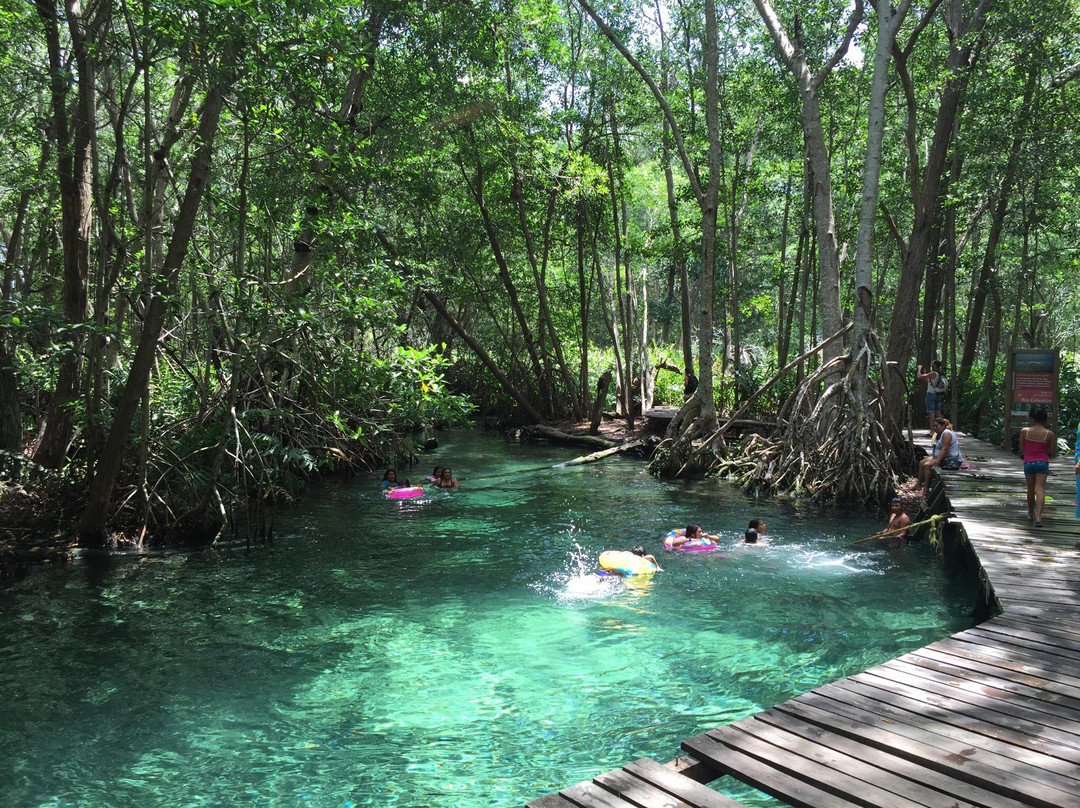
[385,485,425,500]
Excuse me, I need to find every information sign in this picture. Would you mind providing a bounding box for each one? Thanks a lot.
[1005,349,1059,448]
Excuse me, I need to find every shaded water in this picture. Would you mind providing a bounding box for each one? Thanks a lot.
[0,430,979,807]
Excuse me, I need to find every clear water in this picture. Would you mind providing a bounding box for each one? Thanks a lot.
[0,430,980,808]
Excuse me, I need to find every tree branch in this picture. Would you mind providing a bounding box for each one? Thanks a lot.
[1051,61,1080,88]
[813,0,864,88]
[575,0,703,205]
[878,201,908,263]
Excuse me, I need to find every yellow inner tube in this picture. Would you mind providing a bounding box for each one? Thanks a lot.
[598,550,656,576]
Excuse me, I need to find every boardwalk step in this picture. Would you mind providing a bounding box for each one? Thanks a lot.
[527,758,750,808]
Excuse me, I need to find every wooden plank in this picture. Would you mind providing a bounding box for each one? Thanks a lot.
[820,677,1080,773]
[997,614,1080,641]
[930,637,1080,689]
[900,646,1080,710]
[561,780,638,808]
[960,626,1080,663]
[725,717,981,808]
[911,644,1080,701]
[947,632,1080,684]
[977,621,1080,656]
[529,794,580,808]
[681,731,864,808]
[777,693,1080,807]
[703,724,929,808]
[621,759,746,808]
[753,708,1033,808]
[993,603,1080,622]
[882,656,1080,721]
[593,769,695,808]
[993,582,1080,602]
[858,666,1080,750]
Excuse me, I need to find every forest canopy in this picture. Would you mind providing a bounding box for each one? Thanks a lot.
[1,0,1078,545]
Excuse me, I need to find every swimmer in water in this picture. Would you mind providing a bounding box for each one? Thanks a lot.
[741,528,761,545]
[434,467,459,489]
[631,546,663,571]
[748,518,766,537]
[669,524,719,548]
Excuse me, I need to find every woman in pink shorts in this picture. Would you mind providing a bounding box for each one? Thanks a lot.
[1019,406,1056,527]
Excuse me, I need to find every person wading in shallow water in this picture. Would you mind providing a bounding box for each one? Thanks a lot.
[885,498,911,546]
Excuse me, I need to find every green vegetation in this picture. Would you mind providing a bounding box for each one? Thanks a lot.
[1,0,1078,544]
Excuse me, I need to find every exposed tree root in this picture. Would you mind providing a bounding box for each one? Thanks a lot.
[712,334,902,504]
[647,394,722,477]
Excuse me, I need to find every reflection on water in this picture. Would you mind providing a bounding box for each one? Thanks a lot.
[0,430,979,808]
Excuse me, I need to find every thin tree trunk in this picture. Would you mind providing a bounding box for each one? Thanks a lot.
[32,0,97,467]
[79,85,226,546]
[959,65,1037,381]
[853,0,910,395]
[662,120,692,375]
[460,158,551,409]
[753,0,861,378]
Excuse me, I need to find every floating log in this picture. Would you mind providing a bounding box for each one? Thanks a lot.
[557,439,645,467]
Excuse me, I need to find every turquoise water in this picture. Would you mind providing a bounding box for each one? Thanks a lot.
[0,430,979,808]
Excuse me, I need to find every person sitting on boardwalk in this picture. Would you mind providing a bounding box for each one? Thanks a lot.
[668,524,719,548]
[1019,406,1056,527]
[917,418,963,497]
[434,467,459,489]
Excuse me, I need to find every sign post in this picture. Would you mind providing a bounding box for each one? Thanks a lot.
[1005,348,1059,449]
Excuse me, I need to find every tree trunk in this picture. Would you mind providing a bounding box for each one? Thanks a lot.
[959,65,1037,383]
[461,159,550,409]
[32,0,97,468]
[882,0,988,431]
[78,85,226,546]
[852,0,908,402]
[753,0,859,376]
[661,121,693,376]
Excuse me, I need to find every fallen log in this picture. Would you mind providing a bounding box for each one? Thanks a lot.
[520,424,617,450]
[557,439,645,467]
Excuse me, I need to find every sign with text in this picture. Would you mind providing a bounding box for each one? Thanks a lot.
[1006,349,1059,448]
[1010,351,1056,415]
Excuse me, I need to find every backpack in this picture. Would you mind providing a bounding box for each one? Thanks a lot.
[933,372,948,393]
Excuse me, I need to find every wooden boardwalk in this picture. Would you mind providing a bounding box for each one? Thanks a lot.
[528,434,1080,808]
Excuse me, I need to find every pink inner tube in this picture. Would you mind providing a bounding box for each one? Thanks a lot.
[662,529,720,552]
[385,485,425,500]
